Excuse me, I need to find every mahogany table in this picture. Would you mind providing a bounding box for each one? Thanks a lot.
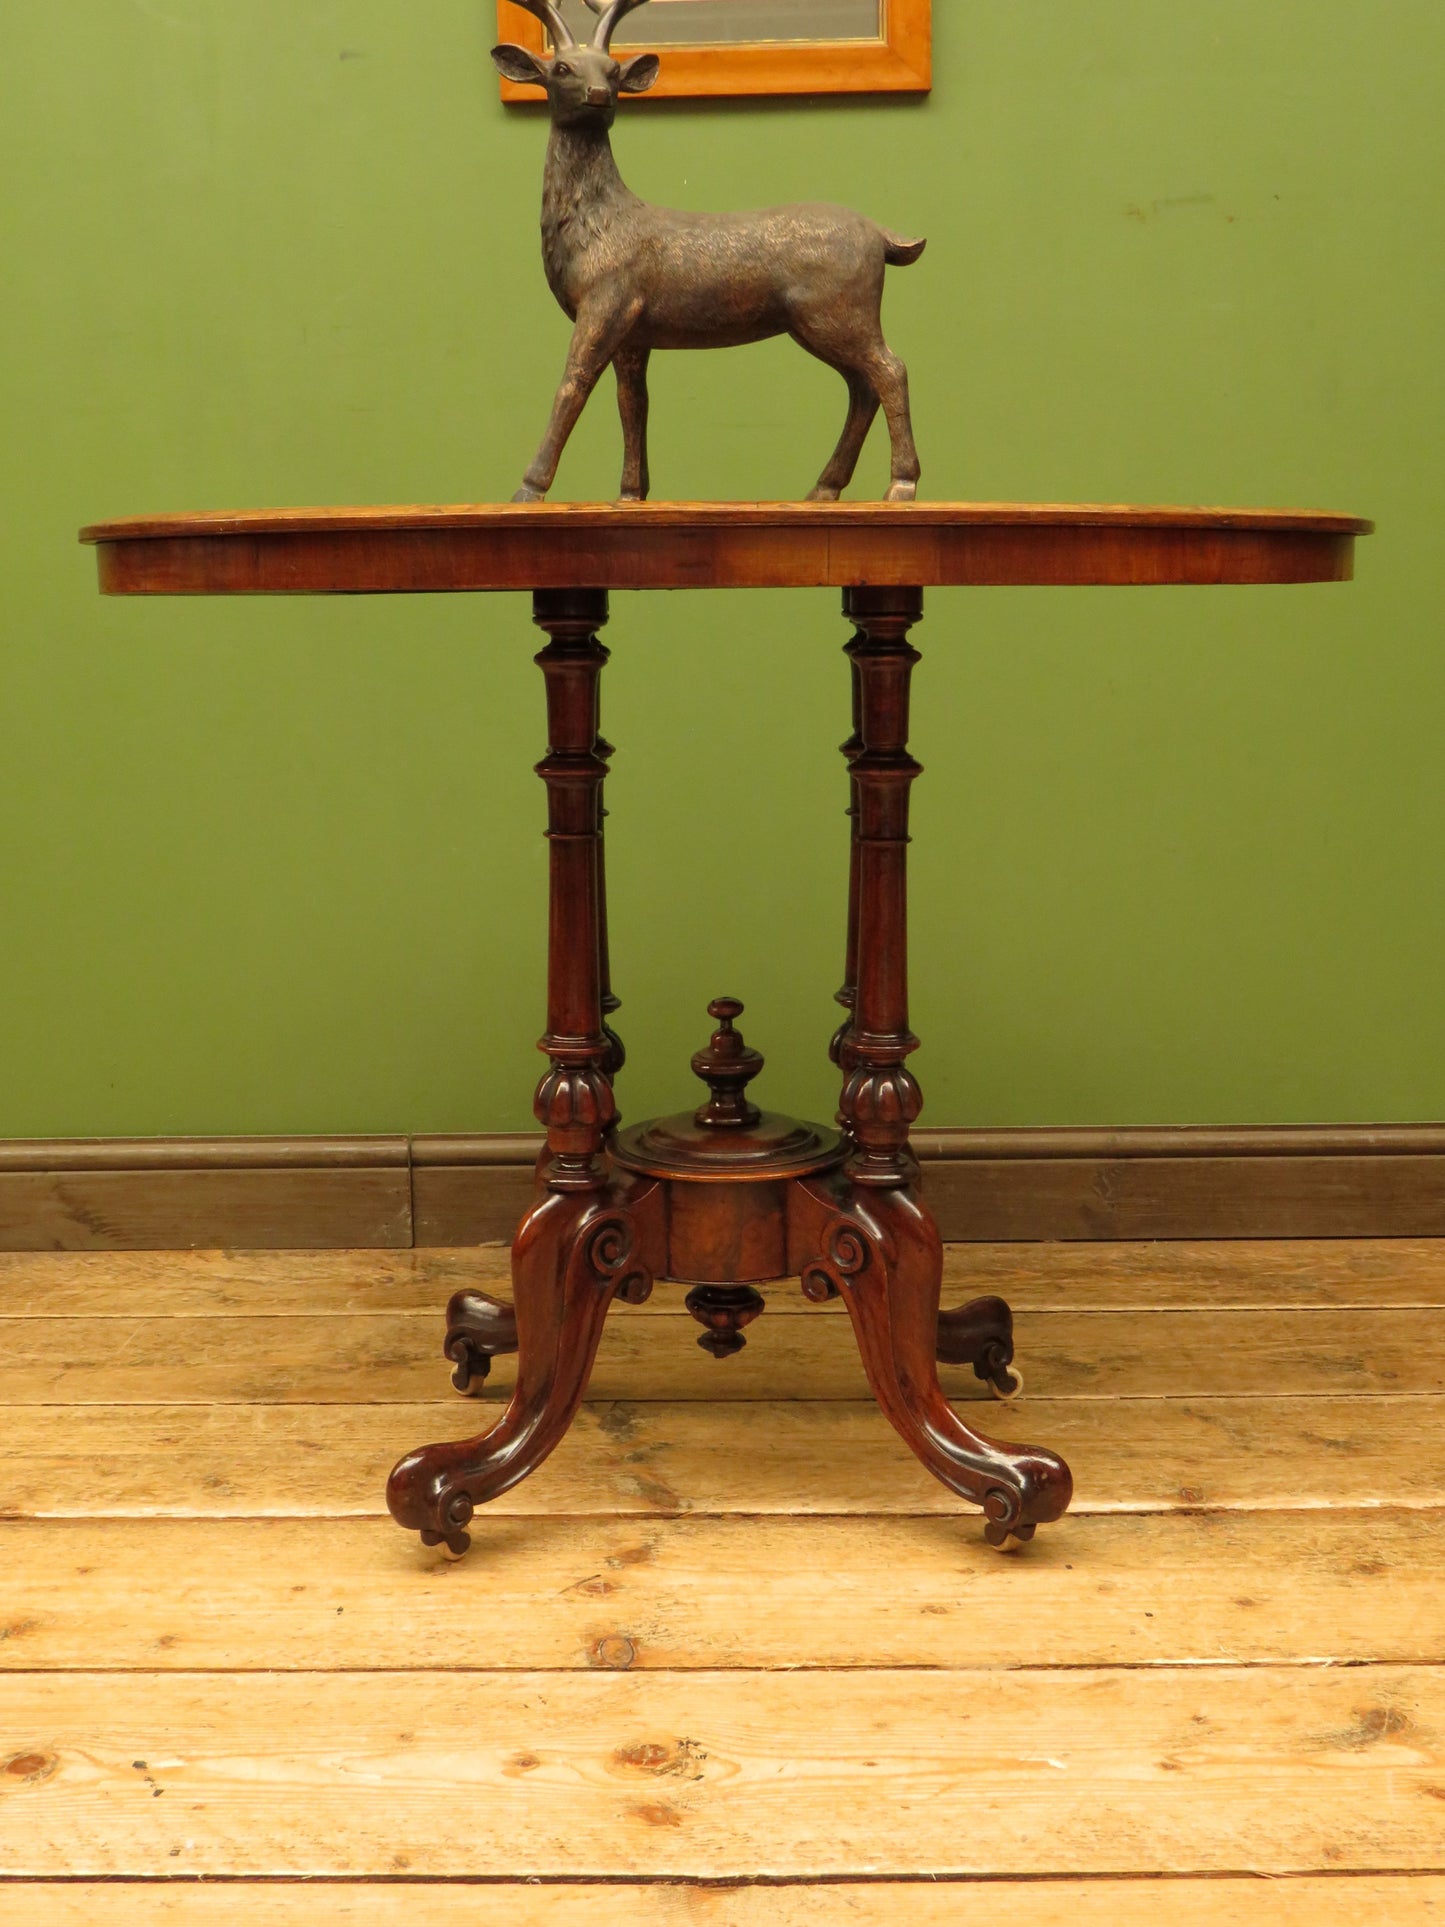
[81,501,1371,1557]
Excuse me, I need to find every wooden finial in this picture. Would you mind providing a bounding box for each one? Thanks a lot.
[691,998,764,1129]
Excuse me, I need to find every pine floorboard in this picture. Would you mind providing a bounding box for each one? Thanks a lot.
[6,1665,1445,1877]
[6,1237,1445,1315]
[3,1510,1442,1671]
[1,1240,1442,1912]
[5,1304,1443,1402]
[9,1877,1445,1925]
[9,1393,1444,1516]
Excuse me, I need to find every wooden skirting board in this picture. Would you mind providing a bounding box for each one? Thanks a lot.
[0,1124,1440,1250]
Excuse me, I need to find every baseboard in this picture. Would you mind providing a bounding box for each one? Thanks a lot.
[909,1126,1445,1243]
[411,1134,539,1248]
[0,1125,1441,1250]
[0,1136,414,1252]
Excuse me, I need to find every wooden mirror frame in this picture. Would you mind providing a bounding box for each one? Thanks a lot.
[496,0,931,101]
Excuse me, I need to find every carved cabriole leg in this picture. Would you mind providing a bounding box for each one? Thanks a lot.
[388,589,659,1551]
[389,1181,661,1554]
[793,1175,1069,1545]
[808,585,1072,1545]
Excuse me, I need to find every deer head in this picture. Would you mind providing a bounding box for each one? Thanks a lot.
[492,0,660,126]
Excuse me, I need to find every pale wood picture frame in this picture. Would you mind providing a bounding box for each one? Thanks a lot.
[496,1,932,102]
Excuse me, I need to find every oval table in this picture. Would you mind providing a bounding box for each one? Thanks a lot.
[81,501,1372,1557]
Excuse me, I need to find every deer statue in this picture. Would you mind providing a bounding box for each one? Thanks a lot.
[492,0,926,503]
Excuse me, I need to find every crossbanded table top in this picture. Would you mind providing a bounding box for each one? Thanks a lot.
[80,499,1372,594]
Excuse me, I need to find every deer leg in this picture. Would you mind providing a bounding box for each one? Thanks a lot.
[514,306,637,504]
[806,370,881,503]
[865,345,922,503]
[614,345,652,503]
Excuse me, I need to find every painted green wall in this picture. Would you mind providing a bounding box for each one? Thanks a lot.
[0,1,1440,1137]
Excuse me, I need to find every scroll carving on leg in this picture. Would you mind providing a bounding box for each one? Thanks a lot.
[821,585,1072,1545]
[796,1178,1070,1546]
[388,1183,658,1555]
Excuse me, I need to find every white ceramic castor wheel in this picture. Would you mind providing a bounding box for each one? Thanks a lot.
[984,1518,1037,1554]
[990,1364,1024,1402]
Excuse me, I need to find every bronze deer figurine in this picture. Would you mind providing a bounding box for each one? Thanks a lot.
[493,0,925,503]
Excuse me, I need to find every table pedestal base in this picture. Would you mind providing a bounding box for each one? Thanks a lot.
[387,1131,1071,1559]
[387,581,1073,1559]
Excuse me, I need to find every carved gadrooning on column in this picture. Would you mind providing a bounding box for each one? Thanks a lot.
[837,585,925,1186]
[531,589,619,1193]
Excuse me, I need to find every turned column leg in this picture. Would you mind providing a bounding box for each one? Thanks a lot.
[804,585,1072,1546]
[597,722,625,1084]
[447,603,632,1389]
[389,590,659,1552]
[834,585,925,1190]
[530,588,619,1189]
[829,624,865,1080]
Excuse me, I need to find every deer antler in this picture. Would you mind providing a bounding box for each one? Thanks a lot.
[511,0,578,50]
[585,0,652,52]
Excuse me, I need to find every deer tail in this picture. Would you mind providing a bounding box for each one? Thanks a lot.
[882,231,927,267]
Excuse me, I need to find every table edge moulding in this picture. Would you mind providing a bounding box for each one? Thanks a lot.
[80,499,1373,1558]
[80,500,1371,596]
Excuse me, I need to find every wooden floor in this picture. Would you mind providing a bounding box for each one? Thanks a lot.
[2,1240,1444,1922]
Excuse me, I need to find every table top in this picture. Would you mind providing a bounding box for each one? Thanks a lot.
[80,500,1372,595]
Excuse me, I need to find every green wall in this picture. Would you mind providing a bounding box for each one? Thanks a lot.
[1,1,1440,1137]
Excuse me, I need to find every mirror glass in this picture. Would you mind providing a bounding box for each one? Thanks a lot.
[554,1,884,47]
